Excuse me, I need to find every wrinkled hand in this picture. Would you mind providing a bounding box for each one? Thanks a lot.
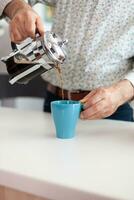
[80,80,134,120]
[9,5,45,43]
[4,0,44,43]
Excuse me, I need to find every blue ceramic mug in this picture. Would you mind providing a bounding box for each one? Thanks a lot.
[51,100,81,139]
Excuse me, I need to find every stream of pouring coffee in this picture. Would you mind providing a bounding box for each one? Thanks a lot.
[55,63,64,100]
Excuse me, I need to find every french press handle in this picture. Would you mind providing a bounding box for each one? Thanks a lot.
[11,41,18,52]
[11,29,41,51]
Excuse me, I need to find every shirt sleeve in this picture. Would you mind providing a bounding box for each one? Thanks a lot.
[124,61,134,87]
[121,14,134,86]
[0,0,12,17]
[28,0,57,7]
[44,0,57,6]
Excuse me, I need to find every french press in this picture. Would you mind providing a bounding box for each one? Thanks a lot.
[1,32,67,84]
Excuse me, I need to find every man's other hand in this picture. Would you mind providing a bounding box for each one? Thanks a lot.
[80,80,134,120]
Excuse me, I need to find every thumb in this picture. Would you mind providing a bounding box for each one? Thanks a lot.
[36,17,45,36]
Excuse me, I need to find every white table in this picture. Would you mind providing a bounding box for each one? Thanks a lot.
[0,107,134,200]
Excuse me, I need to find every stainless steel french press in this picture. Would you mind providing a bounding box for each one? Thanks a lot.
[1,0,68,84]
[1,31,67,85]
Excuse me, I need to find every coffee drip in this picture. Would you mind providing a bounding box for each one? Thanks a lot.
[55,63,64,100]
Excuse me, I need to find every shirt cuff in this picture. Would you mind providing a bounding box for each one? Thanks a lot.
[124,71,134,87]
[0,0,12,17]
[44,0,57,6]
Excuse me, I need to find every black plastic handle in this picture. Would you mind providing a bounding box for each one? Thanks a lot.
[11,42,18,52]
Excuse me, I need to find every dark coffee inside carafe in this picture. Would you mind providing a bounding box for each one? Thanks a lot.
[6,57,35,75]
[5,57,54,84]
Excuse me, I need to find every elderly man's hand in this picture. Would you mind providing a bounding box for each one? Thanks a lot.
[80,80,134,120]
[4,0,45,43]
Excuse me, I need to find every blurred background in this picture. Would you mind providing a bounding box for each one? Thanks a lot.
[0,1,54,111]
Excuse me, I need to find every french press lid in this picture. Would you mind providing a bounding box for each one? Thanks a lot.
[41,31,68,64]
